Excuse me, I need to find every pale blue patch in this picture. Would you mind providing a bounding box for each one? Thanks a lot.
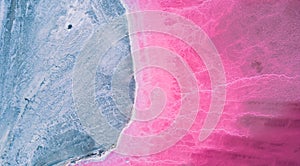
[0,0,134,165]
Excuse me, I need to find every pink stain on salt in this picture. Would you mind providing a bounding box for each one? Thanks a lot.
[77,0,300,165]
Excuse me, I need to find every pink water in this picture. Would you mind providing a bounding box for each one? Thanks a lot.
[76,0,300,165]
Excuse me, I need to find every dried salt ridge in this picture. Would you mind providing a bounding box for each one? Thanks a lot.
[0,0,134,165]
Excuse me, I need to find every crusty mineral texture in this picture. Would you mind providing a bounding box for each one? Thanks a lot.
[0,0,134,165]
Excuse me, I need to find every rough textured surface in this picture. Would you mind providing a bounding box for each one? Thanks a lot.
[1,0,300,165]
[78,0,300,165]
[0,0,134,165]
